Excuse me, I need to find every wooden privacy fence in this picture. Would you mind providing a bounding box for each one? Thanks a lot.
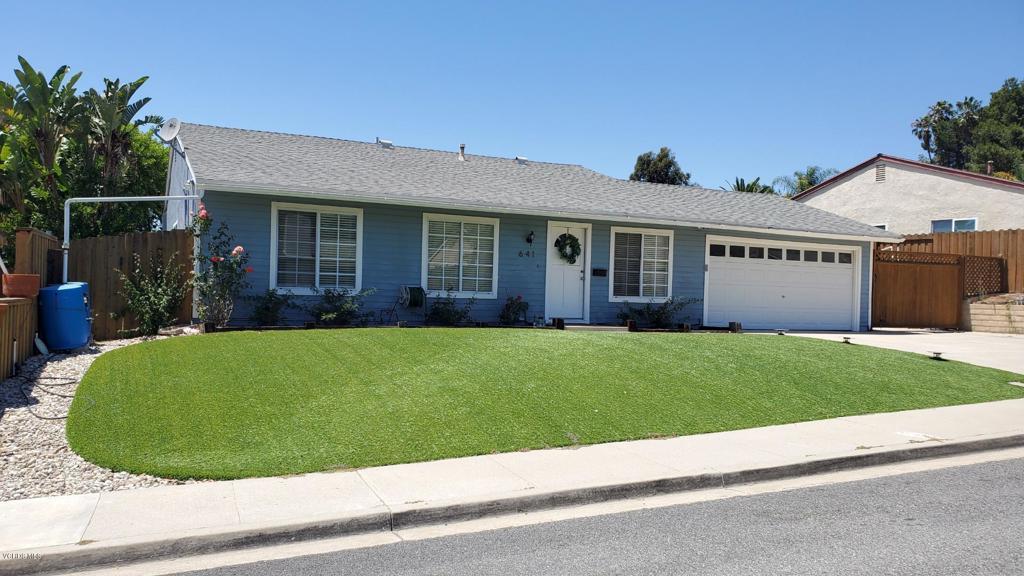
[14,228,59,285]
[67,230,194,341]
[0,298,36,378]
[872,251,1007,329]
[878,229,1024,293]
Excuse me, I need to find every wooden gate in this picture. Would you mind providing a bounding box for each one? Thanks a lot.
[67,230,194,340]
[872,252,963,328]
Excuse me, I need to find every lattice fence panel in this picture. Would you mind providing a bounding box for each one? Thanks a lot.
[963,255,1006,297]
[874,251,960,266]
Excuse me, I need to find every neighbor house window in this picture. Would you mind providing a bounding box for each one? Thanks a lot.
[422,214,498,298]
[271,203,362,293]
[610,227,673,301]
[931,218,977,233]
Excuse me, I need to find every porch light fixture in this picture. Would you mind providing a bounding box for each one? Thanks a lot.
[526,231,535,244]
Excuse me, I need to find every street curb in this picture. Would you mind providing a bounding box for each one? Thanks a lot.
[6,433,1024,575]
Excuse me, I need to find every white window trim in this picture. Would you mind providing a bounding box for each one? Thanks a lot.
[931,217,978,233]
[421,213,500,299]
[608,226,674,303]
[702,234,862,332]
[269,202,364,296]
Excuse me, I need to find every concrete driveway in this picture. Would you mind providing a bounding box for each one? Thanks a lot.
[787,329,1024,374]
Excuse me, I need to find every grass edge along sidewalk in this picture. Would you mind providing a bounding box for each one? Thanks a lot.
[66,329,1024,480]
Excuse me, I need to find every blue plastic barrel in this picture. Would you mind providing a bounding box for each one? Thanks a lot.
[38,282,92,350]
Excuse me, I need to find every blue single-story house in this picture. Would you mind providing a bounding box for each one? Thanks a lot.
[164,123,898,330]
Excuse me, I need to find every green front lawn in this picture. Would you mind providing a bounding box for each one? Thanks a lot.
[67,329,1024,480]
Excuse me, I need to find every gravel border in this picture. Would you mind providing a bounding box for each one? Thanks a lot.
[0,334,201,502]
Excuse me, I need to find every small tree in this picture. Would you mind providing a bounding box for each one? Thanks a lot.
[190,203,252,327]
[115,252,190,336]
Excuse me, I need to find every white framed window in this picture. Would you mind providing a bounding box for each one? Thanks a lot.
[931,218,977,233]
[269,202,363,295]
[421,213,499,299]
[609,227,673,302]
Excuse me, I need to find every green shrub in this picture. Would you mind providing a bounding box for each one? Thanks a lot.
[248,289,299,326]
[498,295,529,325]
[615,301,640,325]
[617,297,703,328]
[115,252,190,336]
[310,288,376,326]
[426,291,475,326]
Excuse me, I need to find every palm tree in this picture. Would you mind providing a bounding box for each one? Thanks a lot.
[772,165,838,197]
[721,177,776,194]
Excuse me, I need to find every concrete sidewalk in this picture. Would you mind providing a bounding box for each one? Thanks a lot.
[3,399,1024,575]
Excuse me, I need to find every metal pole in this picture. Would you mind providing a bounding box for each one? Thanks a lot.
[62,195,197,284]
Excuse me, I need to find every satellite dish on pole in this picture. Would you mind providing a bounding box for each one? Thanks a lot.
[157,118,181,143]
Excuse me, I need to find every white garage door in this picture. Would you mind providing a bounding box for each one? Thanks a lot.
[704,237,859,330]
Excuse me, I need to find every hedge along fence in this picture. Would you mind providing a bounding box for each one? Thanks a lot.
[67,230,194,341]
[879,229,1024,293]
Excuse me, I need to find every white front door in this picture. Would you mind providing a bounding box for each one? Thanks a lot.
[545,222,590,322]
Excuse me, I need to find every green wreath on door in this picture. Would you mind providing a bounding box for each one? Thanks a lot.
[554,233,582,264]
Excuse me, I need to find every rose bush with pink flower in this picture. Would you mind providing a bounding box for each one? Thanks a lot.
[498,295,529,325]
[191,210,252,327]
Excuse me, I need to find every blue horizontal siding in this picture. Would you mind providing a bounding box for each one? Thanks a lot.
[202,190,870,330]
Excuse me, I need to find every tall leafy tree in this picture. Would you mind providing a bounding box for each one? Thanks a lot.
[721,177,776,194]
[911,79,1024,179]
[0,56,168,245]
[966,78,1024,178]
[911,97,981,169]
[772,166,838,197]
[629,147,692,185]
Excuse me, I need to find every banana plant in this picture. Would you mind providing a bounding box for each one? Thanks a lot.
[84,76,160,195]
[10,55,83,207]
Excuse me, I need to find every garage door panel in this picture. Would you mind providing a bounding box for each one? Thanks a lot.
[705,239,857,330]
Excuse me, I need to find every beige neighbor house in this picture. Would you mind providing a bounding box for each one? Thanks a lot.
[793,154,1024,235]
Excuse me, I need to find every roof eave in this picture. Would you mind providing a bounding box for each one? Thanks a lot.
[793,153,1024,201]
[196,178,900,244]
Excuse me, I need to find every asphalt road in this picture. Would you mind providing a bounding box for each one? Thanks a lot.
[181,458,1024,576]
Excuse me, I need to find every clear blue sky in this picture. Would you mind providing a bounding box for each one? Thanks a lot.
[4,1,1022,187]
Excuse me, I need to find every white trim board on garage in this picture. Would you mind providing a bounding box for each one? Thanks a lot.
[702,235,862,331]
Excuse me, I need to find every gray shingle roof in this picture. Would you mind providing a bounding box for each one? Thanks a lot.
[178,123,898,240]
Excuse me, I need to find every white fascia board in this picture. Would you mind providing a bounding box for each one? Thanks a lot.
[197,179,901,244]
